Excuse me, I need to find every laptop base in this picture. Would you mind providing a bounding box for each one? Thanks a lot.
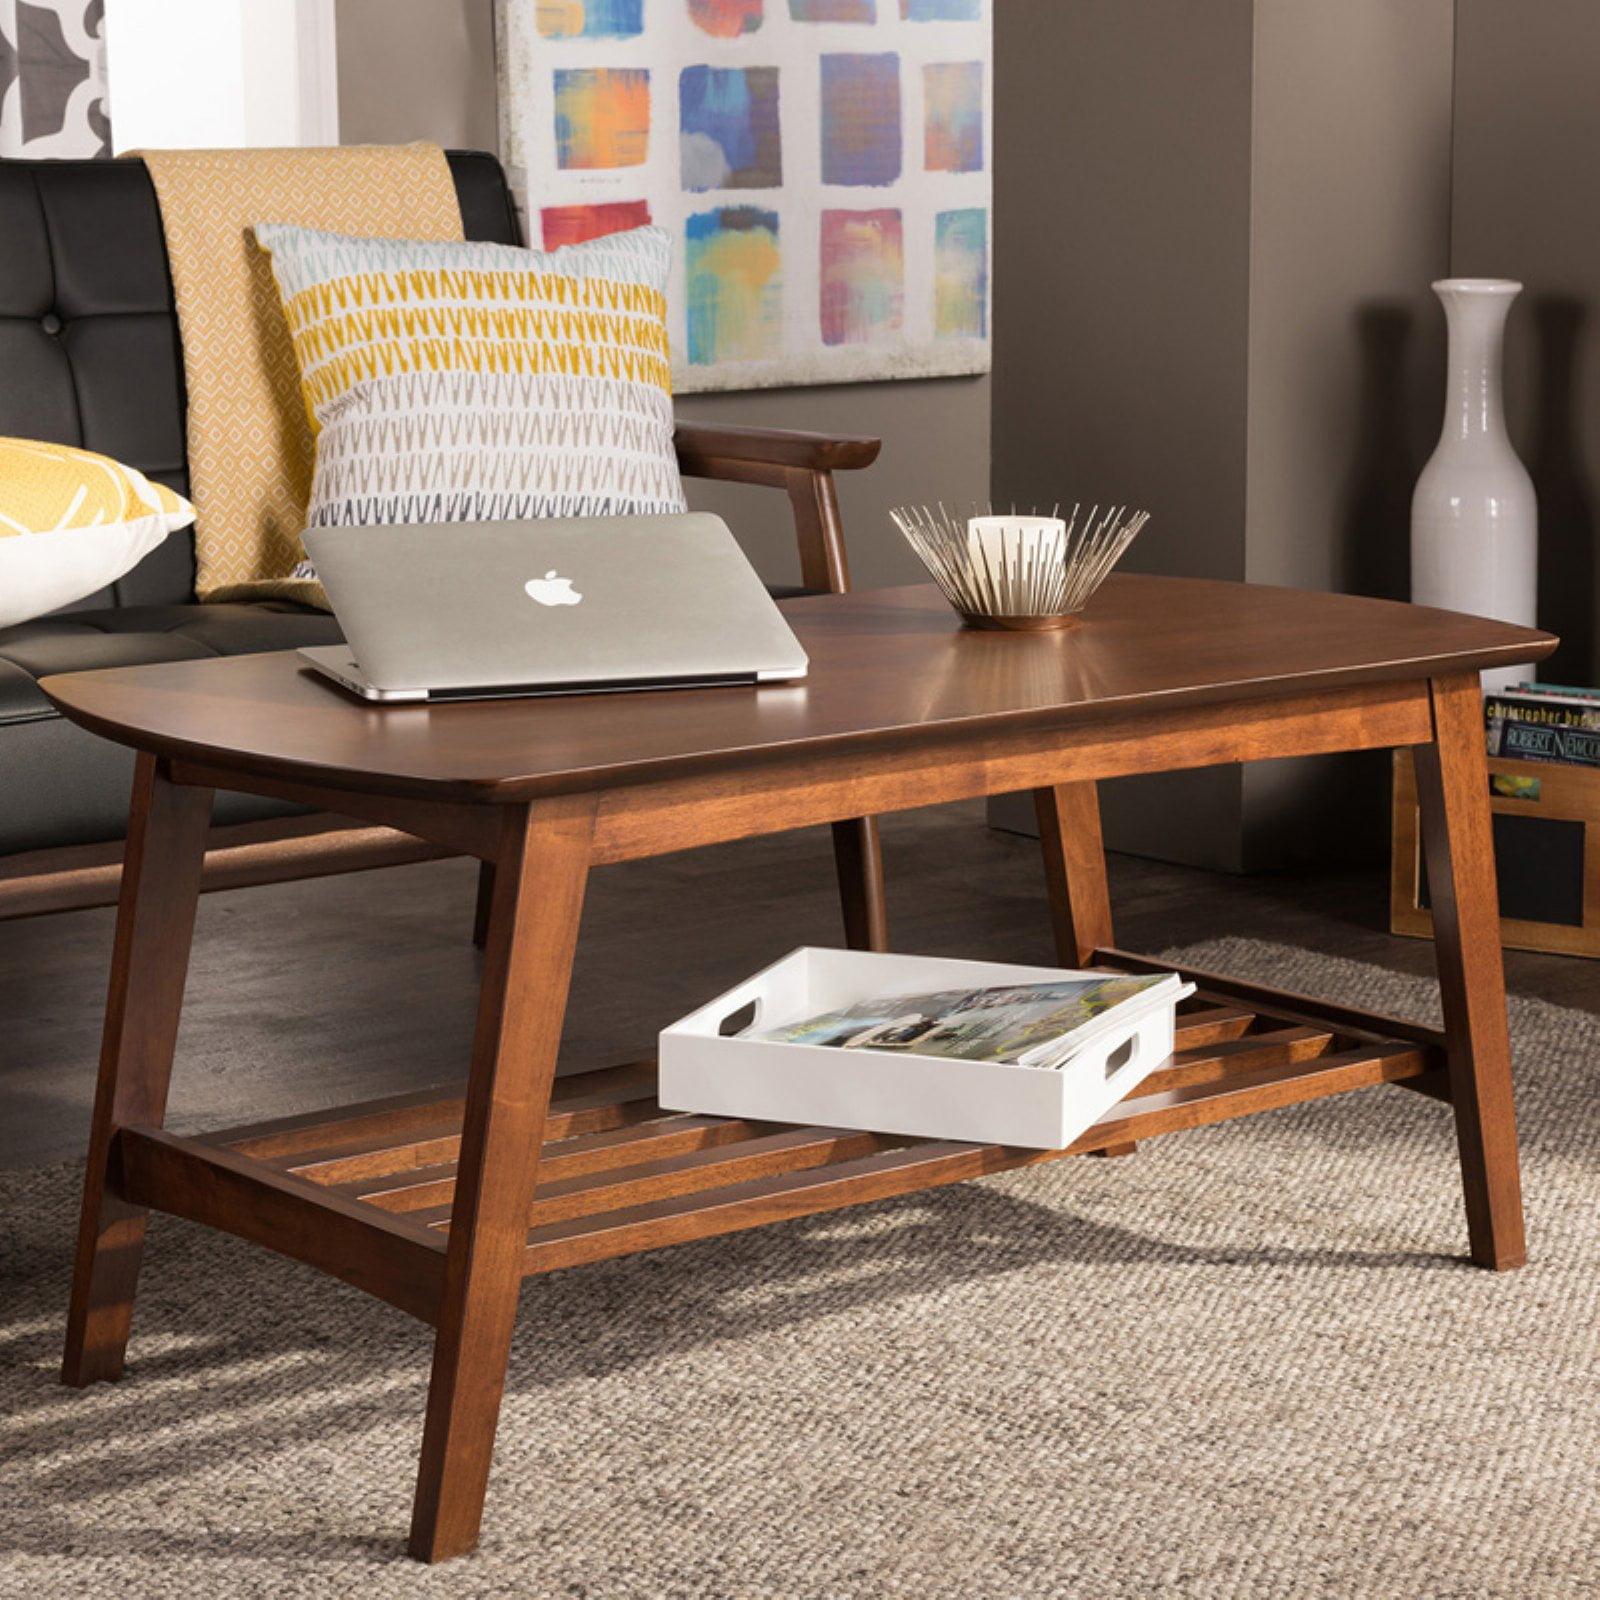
[297,646,797,704]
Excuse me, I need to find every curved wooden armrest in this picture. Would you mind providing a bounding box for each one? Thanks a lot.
[673,421,882,477]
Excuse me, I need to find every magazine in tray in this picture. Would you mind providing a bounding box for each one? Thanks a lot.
[748,970,1192,1069]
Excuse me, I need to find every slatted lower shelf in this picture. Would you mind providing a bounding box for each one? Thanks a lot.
[154,955,1448,1293]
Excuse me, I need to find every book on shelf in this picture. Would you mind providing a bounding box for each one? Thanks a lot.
[1488,717,1600,767]
[748,970,1192,1070]
[1513,681,1600,702]
[1486,691,1600,731]
[1484,683,1600,768]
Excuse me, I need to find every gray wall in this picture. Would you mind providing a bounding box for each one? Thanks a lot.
[1240,0,1455,868]
[991,0,1456,871]
[991,0,1255,869]
[333,0,986,593]
[1452,0,1600,691]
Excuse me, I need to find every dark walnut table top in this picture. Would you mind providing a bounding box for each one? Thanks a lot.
[42,579,1556,803]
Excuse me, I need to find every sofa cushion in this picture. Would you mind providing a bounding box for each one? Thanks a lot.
[0,657,51,727]
[0,600,344,697]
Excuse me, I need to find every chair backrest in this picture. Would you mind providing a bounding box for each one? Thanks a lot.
[0,150,522,608]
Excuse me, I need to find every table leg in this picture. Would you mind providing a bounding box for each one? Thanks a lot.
[1033,783,1115,966]
[1413,672,1526,1271]
[471,861,494,949]
[409,795,596,1563]
[832,816,889,951]
[1033,783,1132,1156]
[62,755,214,1386]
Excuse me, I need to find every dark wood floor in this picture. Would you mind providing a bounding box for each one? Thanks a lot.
[2,801,1593,1171]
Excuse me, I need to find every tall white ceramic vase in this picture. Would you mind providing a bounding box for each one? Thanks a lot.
[1411,278,1538,694]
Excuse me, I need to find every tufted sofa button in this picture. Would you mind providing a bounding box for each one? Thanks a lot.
[40,312,62,335]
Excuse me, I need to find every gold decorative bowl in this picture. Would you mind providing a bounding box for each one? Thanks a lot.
[889,503,1149,631]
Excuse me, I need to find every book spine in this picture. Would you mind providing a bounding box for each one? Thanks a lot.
[1515,681,1600,703]
[1490,718,1600,767]
[1485,695,1600,731]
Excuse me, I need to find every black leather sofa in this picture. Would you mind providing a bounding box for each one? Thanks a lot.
[0,152,521,857]
[0,151,885,931]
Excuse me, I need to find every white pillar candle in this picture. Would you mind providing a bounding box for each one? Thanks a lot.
[966,515,1067,574]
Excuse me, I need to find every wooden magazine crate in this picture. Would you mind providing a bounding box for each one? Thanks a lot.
[1392,748,1600,958]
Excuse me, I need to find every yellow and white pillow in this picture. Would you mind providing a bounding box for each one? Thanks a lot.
[0,439,195,629]
[252,222,686,550]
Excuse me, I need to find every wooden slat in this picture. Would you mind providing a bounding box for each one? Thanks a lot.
[220,1062,656,1164]
[514,1126,894,1230]
[1083,1043,1428,1149]
[218,1085,470,1161]
[303,1025,1344,1215]
[1098,949,1448,1054]
[115,1126,446,1323]
[1137,1026,1335,1094]
[248,1000,1274,1183]
[1171,1004,1259,1050]
[328,1114,771,1212]
[522,1141,1010,1275]
[518,1041,1431,1276]
[316,1025,1336,1219]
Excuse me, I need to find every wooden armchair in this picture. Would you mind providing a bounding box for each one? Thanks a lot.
[1,422,889,951]
[674,421,888,949]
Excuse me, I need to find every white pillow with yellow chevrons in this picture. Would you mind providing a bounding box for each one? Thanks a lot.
[252,222,686,550]
[0,439,195,629]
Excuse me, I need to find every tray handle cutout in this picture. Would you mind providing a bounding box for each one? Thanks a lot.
[1103,1030,1139,1080]
[718,997,762,1037]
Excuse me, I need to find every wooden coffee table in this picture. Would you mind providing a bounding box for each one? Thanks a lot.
[44,578,1554,1562]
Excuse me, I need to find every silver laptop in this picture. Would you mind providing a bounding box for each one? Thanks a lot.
[296,513,808,703]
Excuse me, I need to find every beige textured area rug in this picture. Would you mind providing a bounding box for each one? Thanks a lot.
[1,939,1596,1598]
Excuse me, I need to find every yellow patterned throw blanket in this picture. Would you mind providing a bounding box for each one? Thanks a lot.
[139,144,462,605]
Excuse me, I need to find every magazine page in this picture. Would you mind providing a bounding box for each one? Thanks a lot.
[749,974,1173,1067]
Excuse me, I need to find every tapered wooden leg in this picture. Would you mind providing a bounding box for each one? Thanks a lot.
[409,796,596,1563]
[1035,783,1131,1155]
[1033,783,1115,966]
[62,756,214,1387]
[471,861,494,949]
[1414,672,1526,1271]
[832,816,889,951]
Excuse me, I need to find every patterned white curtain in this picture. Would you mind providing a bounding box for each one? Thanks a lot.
[0,0,109,157]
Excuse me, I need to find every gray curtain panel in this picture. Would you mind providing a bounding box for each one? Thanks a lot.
[0,0,109,157]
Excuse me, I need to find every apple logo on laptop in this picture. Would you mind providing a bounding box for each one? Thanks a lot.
[525,571,582,607]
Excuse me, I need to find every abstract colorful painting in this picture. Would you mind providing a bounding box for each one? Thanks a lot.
[690,0,764,36]
[537,0,644,38]
[820,54,902,187]
[790,0,876,20]
[934,207,987,338]
[686,207,783,364]
[680,65,782,190]
[552,67,650,168]
[498,0,990,390]
[541,198,653,250]
[821,210,903,345]
[923,61,983,173]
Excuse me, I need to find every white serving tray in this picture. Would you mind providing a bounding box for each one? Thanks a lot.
[658,947,1189,1151]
